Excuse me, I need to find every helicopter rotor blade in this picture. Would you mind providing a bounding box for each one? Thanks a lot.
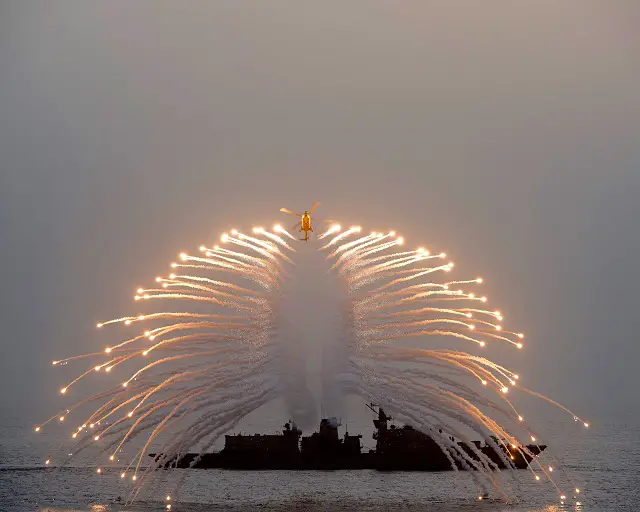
[312,218,335,223]
[308,201,321,214]
[280,207,302,216]
[291,221,302,230]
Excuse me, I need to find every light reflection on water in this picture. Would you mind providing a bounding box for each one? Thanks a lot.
[39,504,570,512]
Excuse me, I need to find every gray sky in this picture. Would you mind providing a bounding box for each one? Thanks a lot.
[1,1,639,424]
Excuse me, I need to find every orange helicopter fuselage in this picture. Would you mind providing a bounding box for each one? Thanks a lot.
[301,212,312,231]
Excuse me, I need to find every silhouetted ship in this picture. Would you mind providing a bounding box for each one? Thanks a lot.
[150,404,546,471]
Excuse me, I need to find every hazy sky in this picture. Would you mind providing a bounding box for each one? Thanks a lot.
[1,1,639,424]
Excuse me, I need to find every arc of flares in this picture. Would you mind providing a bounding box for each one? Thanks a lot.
[39,221,587,508]
[318,223,588,504]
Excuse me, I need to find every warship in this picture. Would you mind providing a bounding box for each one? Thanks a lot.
[150,404,546,471]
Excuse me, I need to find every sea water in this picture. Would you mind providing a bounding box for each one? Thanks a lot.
[1,413,638,512]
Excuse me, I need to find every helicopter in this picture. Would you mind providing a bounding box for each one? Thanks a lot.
[279,201,333,241]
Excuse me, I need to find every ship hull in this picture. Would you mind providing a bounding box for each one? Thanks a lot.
[150,445,544,471]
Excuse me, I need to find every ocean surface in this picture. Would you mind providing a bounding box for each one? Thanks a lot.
[1,414,638,512]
